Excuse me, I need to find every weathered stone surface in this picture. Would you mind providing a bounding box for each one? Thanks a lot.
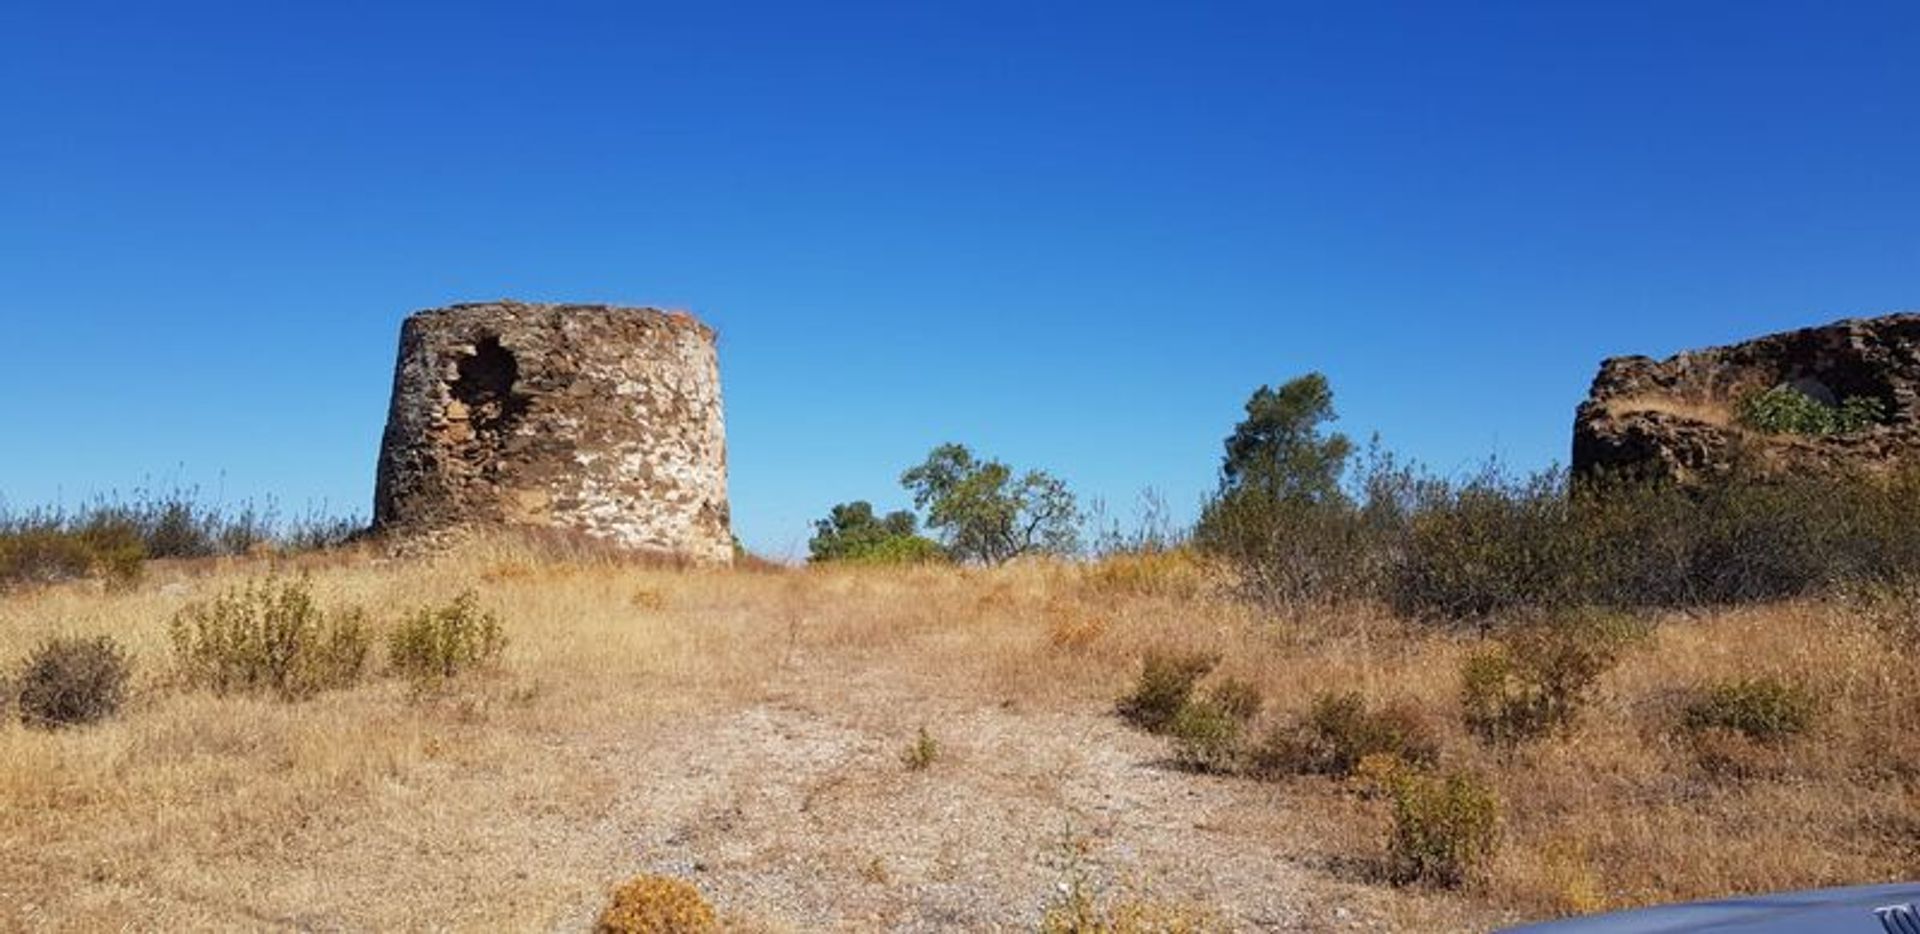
[1573,312,1920,482]
[372,301,731,562]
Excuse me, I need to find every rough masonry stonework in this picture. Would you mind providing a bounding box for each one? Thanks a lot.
[1572,312,1920,483]
[372,301,732,562]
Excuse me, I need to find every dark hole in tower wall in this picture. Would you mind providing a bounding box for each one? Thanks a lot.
[448,336,528,467]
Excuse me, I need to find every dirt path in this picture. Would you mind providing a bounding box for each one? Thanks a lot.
[533,656,1406,931]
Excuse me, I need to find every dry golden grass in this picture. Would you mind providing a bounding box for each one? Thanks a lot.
[1,541,1913,930]
[1600,393,1739,427]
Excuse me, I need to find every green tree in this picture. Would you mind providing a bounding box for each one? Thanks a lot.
[1218,372,1353,504]
[808,501,943,563]
[1196,374,1373,606]
[899,443,1079,564]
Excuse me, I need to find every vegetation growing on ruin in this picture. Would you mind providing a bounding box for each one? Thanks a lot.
[1737,383,1888,436]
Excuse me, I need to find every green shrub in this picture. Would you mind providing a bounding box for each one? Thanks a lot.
[1683,677,1816,742]
[14,635,131,728]
[1461,621,1623,746]
[1387,768,1499,887]
[387,591,506,685]
[1252,691,1439,778]
[1167,700,1243,773]
[1116,649,1218,733]
[844,534,946,565]
[808,501,947,564]
[902,726,940,771]
[1390,467,1598,620]
[169,575,370,699]
[1167,679,1263,773]
[1739,384,1886,436]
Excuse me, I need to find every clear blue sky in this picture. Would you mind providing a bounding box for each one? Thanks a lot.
[3,1,1915,558]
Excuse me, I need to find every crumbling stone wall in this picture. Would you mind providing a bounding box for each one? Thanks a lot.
[1573,312,1920,482]
[373,301,731,562]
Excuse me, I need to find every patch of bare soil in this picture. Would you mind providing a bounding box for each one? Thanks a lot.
[531,655,1432,931]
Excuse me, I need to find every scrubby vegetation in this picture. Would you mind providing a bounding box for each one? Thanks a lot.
[1106,372,1920,910]
[1386,769,1499,887]
[3,539,1915,929]
[13,635,131,728]
[170,575,371,699]
[1115,649,1218,733]
[1166,678,1262,773]
[1683,676,1817,742]
[1459,618,1632,746]
[12,373,1920,929]
[1253,692,1439,778]
[0,490,359,590]
[1195,374,1920,620]
[387,590,507,687]
[901,725,940,771]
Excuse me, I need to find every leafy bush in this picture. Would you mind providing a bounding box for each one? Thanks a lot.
[1391,469,1593,619]
[841,533,946,565]
[595,874,716,933]
[808,501,945,564]
[1461,621,1623,746]
[1386,769,1499,887]
[0,518,145,589]
[1251,691,1439,778]
[1167,700,1244,773]
[1167,680,1263,773]
[1739,384,1886,436]
[1116,649,1218,733]
[1683,677,1816,742]
[169,576,369,699]
[1194,493,1382,608]
[387,591,506,685]
[14,635,131,728]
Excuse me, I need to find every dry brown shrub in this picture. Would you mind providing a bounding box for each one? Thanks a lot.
[13,635,131,728]
[595,874,716,933]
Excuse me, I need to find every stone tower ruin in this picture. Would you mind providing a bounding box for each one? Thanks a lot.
[1573,311,1920,483]
[372,301,732,562]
